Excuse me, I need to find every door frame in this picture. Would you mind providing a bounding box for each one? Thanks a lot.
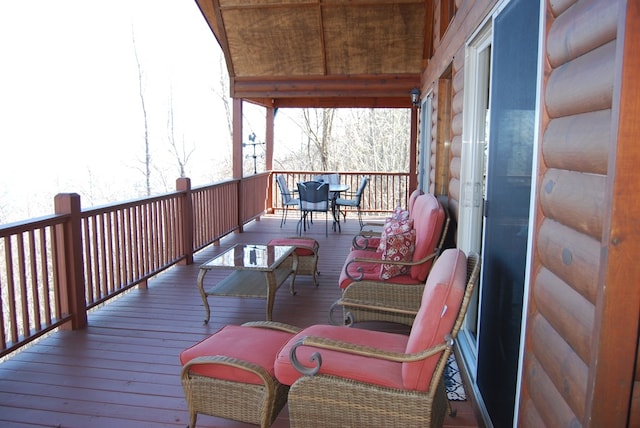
[455,0,543,425]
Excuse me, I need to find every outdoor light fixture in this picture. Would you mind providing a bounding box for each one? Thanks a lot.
[410,87,421,107]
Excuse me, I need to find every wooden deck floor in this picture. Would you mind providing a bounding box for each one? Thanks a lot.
[0,214,482,428]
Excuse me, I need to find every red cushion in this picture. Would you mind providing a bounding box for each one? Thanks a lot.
[353,235,381,250]
[380,229,416,279]
[407,189,424,215]
[180,325,294,385]
[402,249,467,391]
[410,194,445,281]
[338,250,423,289]
[267,238,316,256]
[274,324,408,389]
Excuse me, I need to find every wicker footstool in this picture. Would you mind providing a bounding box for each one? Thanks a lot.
[268,237,319,286]
[180,322,300,428]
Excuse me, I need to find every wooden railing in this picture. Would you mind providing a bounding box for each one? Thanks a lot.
[0,171,399,357]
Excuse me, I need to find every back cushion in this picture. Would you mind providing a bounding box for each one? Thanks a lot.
[407,189,424,215]
[402,249,467,391]
[410,194,446,281]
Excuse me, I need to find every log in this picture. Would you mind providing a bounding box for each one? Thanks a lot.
[525,354,582,426]
[451,109,463,135]
[543,109,610,175]
[451,88,464,118]
[546,40,615,118]
[449,177,461,202]
[530,313,588,419]
[539,168,605,239]
[534,267,595,363]
[548,0,618,67]
[450,134,462,158]
[452,62,465,92]
[520,400,546,428]
[449,157,461,180]
[537,218,600,304]
[549,0,579,17]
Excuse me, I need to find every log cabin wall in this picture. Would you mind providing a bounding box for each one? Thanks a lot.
[422,0,639,426]
[423,0,498,217]
[519,0,638,426]
[448,51,466,220]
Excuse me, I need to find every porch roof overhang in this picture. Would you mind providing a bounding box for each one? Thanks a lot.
[195,0,432,109]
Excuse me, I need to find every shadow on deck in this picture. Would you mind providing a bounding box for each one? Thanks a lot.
[0,214,481,428]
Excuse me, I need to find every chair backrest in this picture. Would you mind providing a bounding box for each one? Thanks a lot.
[402,249,480,392]
[410,194,446,281]
[297,181,329,212]
[276,174,293,204]
[407,188,424,215]
[313,173,340,185]
[353,177,369,204]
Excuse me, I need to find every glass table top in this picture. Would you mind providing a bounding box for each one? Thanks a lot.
[201,244,294,271]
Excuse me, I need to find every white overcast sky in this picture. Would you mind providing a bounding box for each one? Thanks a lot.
[0,0,276,222]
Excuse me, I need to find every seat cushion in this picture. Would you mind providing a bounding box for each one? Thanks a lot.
[338,249,422,289]
[180,325,294,385]
[268,238,317,257]
[410,194,445,281]
[402,249,467,391]
[275,324,408,389]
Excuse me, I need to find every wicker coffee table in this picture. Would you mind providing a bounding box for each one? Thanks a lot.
[197,244,297,323]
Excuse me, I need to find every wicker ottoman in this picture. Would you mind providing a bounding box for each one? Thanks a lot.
[180,322,300,428]
[268,237,319,286]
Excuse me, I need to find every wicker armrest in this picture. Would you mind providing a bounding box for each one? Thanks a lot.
[181,355,276,386]
[345,250,439,281]
[242,320,302,334]
[337,297,419,316]
[289,335,453,376]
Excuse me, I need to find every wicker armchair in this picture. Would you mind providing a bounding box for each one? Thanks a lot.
[352,188,424,250]
[330,193,449,326]
[274,249,480,428]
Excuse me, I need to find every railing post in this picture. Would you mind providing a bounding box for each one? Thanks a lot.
[54,193,87,330]
[176,177,194,265]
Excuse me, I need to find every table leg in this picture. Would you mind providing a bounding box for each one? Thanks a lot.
[331,198,341,232]
[289,253,299,295]
[264,271,277,321]
[197,268,211,324]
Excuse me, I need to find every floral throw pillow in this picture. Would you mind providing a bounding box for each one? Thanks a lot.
[380,229,416,279]
[391,206,410,222]
[377,218,414,253]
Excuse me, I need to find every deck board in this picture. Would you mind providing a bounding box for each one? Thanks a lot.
[0,214,481,428]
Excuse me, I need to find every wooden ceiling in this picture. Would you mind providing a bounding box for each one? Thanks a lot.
[195,0,432,108]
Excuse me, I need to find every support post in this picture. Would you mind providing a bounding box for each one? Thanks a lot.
[409,104,419,193]
[176,177,194,265]
[54,193,87,330]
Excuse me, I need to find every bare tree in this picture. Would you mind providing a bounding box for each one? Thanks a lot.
[166,89,194,178]
[274,108,409,173]
[132,27,152,196]
[301,108,335,170]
